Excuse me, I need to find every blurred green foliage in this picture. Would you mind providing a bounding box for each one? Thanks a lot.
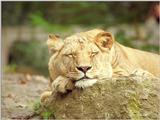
[4,64,18,73]
[141,44,159,52]
[115,30,135,48]
[115,31,159,52]
[29,12,70,32]
[9,40,49,75]
[2,2,152,27]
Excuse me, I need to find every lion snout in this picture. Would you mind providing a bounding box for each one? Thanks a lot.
[76,66,92,73]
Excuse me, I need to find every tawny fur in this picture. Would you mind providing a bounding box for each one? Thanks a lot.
[41,29,160,103]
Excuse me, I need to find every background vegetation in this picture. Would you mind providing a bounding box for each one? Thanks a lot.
[2,2,151,26]
[2,2,159,76]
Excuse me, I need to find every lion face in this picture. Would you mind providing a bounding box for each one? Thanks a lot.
[47,29,114,88]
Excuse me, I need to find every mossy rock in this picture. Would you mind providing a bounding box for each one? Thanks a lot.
[44,76,160,119]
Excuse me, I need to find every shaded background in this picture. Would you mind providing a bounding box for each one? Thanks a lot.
[2,2,160,76]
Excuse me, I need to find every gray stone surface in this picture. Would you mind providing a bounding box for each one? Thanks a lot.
[45,76,160,119]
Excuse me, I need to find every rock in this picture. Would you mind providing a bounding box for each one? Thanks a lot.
[44,76,160,119]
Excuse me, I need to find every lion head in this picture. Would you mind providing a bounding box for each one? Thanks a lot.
[47,29,115,88]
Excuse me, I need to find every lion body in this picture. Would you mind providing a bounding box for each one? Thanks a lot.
[41,29,160,102]
[112,42,160,77]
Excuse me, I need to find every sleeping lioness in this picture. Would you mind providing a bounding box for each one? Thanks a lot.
[41,29,160,102]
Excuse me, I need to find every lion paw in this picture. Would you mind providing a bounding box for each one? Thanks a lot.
[130,69,155,80]
[51,76,74,93]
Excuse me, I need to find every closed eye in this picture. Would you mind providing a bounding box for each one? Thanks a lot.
[64,53,72,57]
[91,51,99,56]
[64,53,76,58]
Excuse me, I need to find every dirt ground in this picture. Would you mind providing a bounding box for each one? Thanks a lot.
[2,73,49,119]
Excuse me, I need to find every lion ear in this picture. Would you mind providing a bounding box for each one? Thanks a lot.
[47,34,64,53]
[95,32,114,51]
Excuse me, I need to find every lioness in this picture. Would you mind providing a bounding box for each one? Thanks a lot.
[41,29,160,102]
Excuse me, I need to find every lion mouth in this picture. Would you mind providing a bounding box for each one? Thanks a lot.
[75,76,98,88]
[76,75,92,81]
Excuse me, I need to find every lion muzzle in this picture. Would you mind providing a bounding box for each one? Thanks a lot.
[75,79,97,89]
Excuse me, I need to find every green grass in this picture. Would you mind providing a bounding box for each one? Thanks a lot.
[32,100,55,119]
[33,100,42,113]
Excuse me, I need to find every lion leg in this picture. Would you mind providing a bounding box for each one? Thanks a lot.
[41,76,75,103]
[51,76,75,93]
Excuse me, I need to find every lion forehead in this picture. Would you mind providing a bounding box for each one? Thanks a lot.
[64,33,90,43]
[62,34,99,52]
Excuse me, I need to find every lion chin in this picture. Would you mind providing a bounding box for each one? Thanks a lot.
[75,79,97,89]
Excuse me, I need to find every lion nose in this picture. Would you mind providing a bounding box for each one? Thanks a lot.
[76,66,92,73]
